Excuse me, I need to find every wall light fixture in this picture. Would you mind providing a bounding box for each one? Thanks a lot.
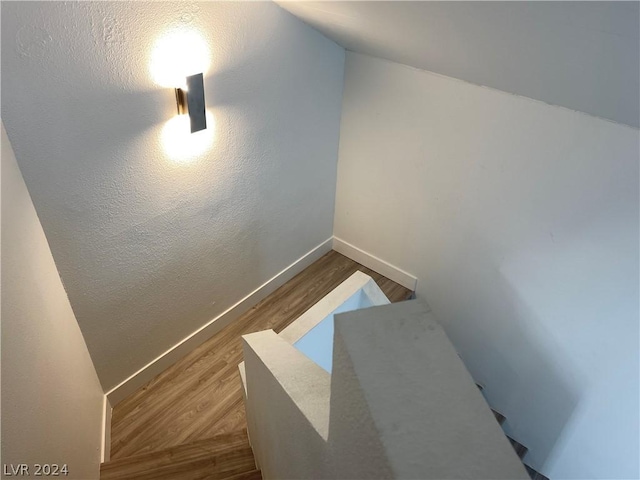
[175,73,207,133]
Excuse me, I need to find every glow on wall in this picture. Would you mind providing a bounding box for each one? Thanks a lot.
[150,30,210,88]
[150,29,215,163]
[161,110,215,162]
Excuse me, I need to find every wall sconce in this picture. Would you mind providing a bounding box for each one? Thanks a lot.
[175,73,207,133]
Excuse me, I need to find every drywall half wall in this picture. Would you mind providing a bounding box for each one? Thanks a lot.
[1,122,104,478]
[1,2,344,391]
[334,52,639,479]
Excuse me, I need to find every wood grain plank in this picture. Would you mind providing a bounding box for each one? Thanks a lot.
[101,431,255,480]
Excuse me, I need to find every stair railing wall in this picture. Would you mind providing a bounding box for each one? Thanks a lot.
[242,300,529,480]
[243,330,334,479]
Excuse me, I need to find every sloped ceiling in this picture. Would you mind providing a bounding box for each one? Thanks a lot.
[277,1,640,128]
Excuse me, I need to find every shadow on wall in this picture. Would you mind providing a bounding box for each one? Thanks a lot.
[472,274,581,472]
[496,209,639,476]
[435,197,639,476]
[426,230,583,474]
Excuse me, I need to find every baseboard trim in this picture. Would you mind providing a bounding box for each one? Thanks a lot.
[105,238,333,407]
[101,395,112,463]
[332,237,418,291]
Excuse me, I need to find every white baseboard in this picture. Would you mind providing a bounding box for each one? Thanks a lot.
[105,238,334,407]
[332,237,418,291]
[101,395,112,463]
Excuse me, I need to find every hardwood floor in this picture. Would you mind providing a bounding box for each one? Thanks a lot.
[101,431,259,480]
[109,250,412,461]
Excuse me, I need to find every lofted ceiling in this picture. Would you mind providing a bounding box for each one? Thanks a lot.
[276,1,640,128]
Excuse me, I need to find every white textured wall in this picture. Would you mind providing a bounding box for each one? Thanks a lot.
[243,330,333,480]
[334,52,639,479]
[329,301,528,480]
[1,123,104,479]
[243,300,527,480]
[1,2,344,391]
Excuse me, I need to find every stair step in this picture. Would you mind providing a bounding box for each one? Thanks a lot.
[100,431,258,480]
[491,408,506,425]
[507,435,528,459]
[524,464,550,480]
[473,381,530,468]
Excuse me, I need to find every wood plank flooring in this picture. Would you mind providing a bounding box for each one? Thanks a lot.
[101,431,258,480]
[109,250,412,460]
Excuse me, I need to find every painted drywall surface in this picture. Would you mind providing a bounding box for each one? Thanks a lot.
[1,2,345,390]
[277,1,640,128]
[334,52,639,479]
[243,300,525,479]
[1,123,104,478]
[330,301,528,479]
[242,328,391,480]
[240,274,389,480]
[242,330,332,480]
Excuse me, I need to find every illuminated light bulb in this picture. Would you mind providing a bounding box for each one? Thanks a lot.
[150,30,210,88]
[161,110,215,163]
